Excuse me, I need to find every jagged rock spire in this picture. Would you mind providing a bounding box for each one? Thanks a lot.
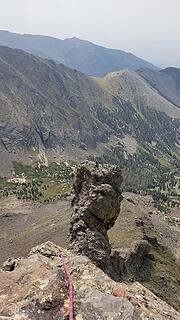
[69,161,123,276]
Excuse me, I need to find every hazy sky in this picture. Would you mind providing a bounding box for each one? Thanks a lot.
[0,0,180,67]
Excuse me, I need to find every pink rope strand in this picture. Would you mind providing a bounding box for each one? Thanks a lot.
[61,255,74,320]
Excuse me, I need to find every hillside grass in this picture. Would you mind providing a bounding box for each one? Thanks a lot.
[0,161,74,203]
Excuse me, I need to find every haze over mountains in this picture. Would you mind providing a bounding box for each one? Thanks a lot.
[0,30,158,76]
[0,45,179,187]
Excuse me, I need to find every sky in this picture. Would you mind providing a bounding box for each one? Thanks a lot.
[0,0,180,67]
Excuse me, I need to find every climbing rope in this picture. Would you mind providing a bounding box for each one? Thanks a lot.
[61,255,74,320]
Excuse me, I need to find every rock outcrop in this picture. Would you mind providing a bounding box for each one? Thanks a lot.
[1,163,179,318]
[111,240,153,281]
[69,161,123,277]
[69,162,153,281]
[0,242,179,320]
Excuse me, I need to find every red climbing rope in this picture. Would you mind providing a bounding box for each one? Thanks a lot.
[61,255,74,320]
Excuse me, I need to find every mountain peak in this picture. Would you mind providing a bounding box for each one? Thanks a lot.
[0,30,158,76]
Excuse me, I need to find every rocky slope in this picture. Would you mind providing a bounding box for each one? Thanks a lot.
[138,67,180,108]
[161,67,180,91]
[109,193,180,311]
[0,162,179,314]
[0,241,179,320]
[0,30,157,76]
[103,69,180,117]
[1,192,179,312]
[0,46,179,188]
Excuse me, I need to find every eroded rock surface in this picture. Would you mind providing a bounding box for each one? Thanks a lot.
[69,162,153,281]
[0,242,179,320]
[111,240,153,281]
[69,161,123,277]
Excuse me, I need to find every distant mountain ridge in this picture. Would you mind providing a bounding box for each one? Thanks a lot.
[138,68,180,108]
[0,30,158,76]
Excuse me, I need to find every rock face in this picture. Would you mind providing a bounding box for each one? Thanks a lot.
[0,242,179,320]
[111,240,153,281]
[69,161,123,277]
[69,162,153,281]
